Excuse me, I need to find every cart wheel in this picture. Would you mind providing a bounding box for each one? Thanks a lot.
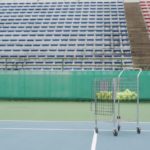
[117,116,121,119]
[113,129,118,136]
[137,127,141,134]
[95,127,98,134]
[117,125,121,131]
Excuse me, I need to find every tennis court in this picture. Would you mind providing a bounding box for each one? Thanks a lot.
[0,121,150,150]
[0,101,150,150]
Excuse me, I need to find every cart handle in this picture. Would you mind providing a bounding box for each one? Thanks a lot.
[118,68,142,79]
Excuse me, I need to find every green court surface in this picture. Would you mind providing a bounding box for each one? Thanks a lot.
[0,101,149,122]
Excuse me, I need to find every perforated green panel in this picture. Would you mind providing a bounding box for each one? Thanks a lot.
[0,71,149,101]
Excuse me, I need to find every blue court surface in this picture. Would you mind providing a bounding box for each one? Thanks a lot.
[0,121,150,150]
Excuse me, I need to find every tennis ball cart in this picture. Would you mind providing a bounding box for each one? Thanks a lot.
[92,68,142,136]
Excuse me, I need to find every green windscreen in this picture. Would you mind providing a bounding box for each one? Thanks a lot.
[0,70,149,101]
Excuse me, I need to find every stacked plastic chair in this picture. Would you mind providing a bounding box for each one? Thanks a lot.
[0,0,132,71]
[140,0,150,38]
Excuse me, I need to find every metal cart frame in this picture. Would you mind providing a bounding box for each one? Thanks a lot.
[93,68,142,136]
[93,78,118,136]
[117,68,142,134]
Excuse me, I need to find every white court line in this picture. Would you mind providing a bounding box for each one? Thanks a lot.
[0,128,93,131]
[0,120,93,123]
[0,128,150,133]
[98,129,150,133]
[91,131,97,150]
[120,122,150,124]
[0,120,150,124]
